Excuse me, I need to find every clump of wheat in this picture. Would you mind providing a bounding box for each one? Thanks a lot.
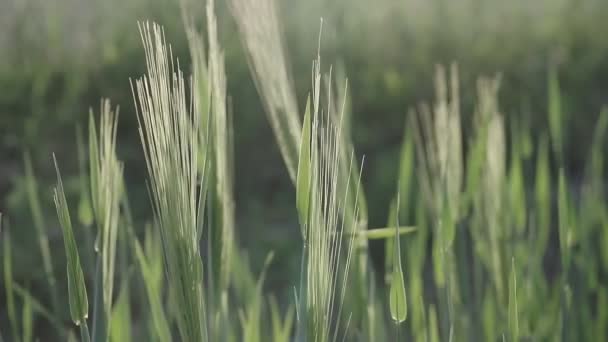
[131,22,208,342]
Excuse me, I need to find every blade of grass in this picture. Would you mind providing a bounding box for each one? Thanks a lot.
[389,199,407,324]
[508,258,518,342]
[355,226,416,240]
[23,152,60,314]
[2,218,19,341]
[548,68,563,163]
[133,230,172,342]
[13,283,64,334]
[52,154,90,340]
[22,288,34,342]
[296,95,311,238]
[109,277,131,342]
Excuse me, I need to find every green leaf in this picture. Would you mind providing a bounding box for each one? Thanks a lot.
[110,279,132,342]
[357,226,416,240]
[428,305,439,342]
[509,151,526,233]
[558,169,571,270]
[269,296,294,342]
[78,194,94,227]
[13,283,63,334]
[508,258,519,342]
[133,233,172,342]
[535,137,551,255]
[482,292,497,342]
[389,221,407,323]
[52,154,89,326]
[3,218,19,340]
[296,95,311,237]
[88,111,100,222]
[397,126,414,214]
[432,236,445,287]
[22,290,34,342]
[548,69,563,160]
[389,268,407,323]
[23,151,60,313]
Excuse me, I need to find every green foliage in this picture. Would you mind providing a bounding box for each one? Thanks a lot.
[548,69,564,162]
[3,217,19,341]
[109,280,131,342]
[132,22,207,342]
[3,1,608,342]
[23,152,60,313]
[508,259,519,342]
[296,95,312,237]
[133,229,172,342]
[388,220,407,324]
[269,296,295,342]
[52,155,89,327]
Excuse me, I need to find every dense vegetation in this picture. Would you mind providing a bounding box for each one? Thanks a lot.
[1,0,608,341]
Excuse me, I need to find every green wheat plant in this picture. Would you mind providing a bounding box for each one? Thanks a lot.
[131,21,209,342]
[295,52,360,342]
[4,0,608,341]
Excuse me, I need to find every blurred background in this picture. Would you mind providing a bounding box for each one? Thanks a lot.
[1,0,608,337]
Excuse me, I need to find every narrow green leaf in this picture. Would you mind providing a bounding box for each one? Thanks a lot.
[509,151,526,233]
[432,236,445,287]
[13,283,63,333]
[52,154,89,326]
[269,296,294,342]
[384,199,398,283]
[110,279,131,342]
[76,124,94,228]
[22,288,34,342]
[3,219,19,341]
[535,137,551,255]
[133,233,172,342]
[88,111,100,222]
[597,287,607,341]
[296,95,311,237]
[397,126,414,214]
[482,292,497,342]
[428,305,440,342]
[357,226,416,240]
[548,69,563,160]
[558,169,571,269]
[23,152,60,313]
[508,258,519,342]
[389,218,407,323]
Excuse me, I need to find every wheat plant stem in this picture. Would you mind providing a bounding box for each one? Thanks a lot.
[296,242,308,342]
[80,321,91,342]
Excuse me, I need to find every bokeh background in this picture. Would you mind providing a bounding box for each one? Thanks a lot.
[2,0,608,336]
